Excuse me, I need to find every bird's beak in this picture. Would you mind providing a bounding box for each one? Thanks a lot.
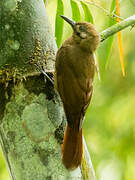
[60,15,75,30]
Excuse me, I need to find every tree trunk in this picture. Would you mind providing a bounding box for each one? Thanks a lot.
[0,0,96,179]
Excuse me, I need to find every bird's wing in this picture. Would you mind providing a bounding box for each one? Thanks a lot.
[55,46,94,130]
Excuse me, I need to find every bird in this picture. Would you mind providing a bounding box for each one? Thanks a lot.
[54,15,100,169]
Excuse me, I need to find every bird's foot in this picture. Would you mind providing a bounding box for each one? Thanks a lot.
[34,61,54,85]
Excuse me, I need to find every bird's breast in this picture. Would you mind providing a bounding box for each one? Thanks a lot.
[67,45,95,79]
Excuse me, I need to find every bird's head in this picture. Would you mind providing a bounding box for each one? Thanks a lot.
[60,15,100,52]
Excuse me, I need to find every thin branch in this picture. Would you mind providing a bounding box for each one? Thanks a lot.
[77,0,124,21]
[100,15,135,41]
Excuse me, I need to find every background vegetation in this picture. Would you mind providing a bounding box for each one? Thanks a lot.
[0,0,135,179]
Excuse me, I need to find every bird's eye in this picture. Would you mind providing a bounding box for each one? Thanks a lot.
[79,25,85,32]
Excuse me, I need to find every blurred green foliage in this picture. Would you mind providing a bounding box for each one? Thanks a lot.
[1,0,135,179]
[55,0,64,47]
[0,149,10,180]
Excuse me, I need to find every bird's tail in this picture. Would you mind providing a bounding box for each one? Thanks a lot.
[62,124,83,169]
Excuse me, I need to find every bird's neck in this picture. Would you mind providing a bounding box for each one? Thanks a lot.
[64,36,93,54]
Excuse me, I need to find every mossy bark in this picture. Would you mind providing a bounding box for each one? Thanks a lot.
[0,0,56,81]
[0,0,96,180]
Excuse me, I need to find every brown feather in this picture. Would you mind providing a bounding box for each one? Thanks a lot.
[55,20,100,169]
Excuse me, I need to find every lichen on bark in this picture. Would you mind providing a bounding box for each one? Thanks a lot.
[0,76,83,179]
[1,78,65,180]
[0,0,56,82]
[0,0,96,179]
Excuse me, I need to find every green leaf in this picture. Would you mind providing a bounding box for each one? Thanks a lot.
[109,0,116,27]
[80,1,93,23]
[70,0,81,22]
[105,0,116,68]
[55,0,64,47]
[110,0,116,13]
[44,0,46,4]
[98,0,117,78]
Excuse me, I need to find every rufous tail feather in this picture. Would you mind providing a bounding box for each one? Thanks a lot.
[62,124,83,169]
